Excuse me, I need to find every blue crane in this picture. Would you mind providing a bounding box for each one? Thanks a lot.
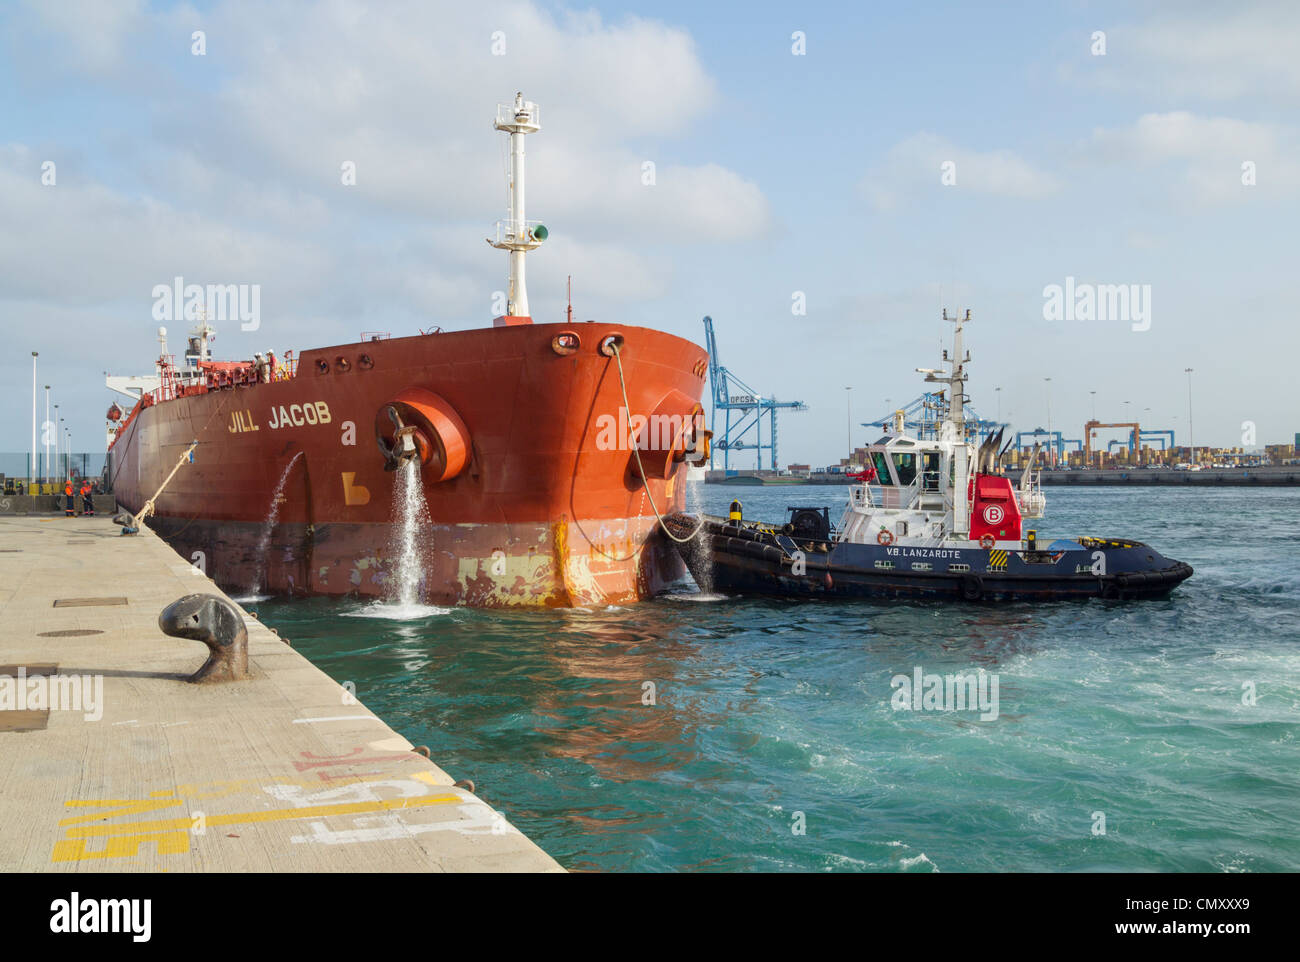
[865,392,1004,445]
[1015,428,1083,463]
[703,316,807,470]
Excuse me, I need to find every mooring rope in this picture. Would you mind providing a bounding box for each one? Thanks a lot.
[609,342,704,545]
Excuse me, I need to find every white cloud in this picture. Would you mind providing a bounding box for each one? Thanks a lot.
[1075,4,1300,103]
[2,0,766,337]
[23,0,148,73]
[0,145,333,310]
[1088,111,1300,202]
[189,0,751,239]
[863,132,1059,210]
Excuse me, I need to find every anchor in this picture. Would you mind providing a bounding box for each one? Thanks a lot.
[376,405,425,472]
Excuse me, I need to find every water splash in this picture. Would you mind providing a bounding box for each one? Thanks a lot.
[370,457,447,619]
[680,467,722,599]
[242,451,303,600]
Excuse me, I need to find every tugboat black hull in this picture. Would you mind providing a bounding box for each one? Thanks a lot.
[666,514,1193,603]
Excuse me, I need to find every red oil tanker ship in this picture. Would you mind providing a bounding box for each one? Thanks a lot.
[106,95,710,607]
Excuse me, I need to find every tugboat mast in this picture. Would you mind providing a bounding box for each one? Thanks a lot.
[920,309,973,538]
[488,93,546,323]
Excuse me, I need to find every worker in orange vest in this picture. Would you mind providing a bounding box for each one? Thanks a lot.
[80,480,94,516]
[63,479,75,517]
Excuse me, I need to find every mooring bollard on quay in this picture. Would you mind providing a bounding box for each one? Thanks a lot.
[158,594,250,683]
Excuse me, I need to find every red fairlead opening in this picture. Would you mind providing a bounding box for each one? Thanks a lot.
[375,388,471,481]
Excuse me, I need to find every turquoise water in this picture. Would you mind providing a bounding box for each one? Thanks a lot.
[256,485,1300,872]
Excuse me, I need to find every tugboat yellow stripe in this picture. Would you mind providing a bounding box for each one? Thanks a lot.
[987,549,1009,570]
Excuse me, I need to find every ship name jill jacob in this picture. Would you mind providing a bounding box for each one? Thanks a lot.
[229,401,333,433]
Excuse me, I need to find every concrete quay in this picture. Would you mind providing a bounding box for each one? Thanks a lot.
[0,515,562,872]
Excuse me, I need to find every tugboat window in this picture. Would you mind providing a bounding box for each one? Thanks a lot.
[871,450,893,484]
[922,452,940,490]
[892,452,917,485]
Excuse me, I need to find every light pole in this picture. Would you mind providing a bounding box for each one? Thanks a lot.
[1044,376,1053,467]
[1184,367,1195,464]
[1090,390,1097,421]
[995,386,1002,424]
[31,351,38,485]
[845,387,852,463]
[1124,400,1133,462]
[53,404,59,482]
[43,385,51,487]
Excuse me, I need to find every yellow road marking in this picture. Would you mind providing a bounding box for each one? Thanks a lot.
[61,792,462,839]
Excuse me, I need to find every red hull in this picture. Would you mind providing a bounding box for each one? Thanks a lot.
[110,322,708,606]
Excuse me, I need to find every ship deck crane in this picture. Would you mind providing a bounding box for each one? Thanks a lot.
[702,316,807,470]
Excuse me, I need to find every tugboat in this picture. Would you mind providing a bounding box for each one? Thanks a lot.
[665,310,1193,602]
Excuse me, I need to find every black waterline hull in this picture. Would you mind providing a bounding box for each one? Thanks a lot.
[665,514,1194,603]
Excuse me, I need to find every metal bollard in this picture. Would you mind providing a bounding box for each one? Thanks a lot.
[159,594,250,683]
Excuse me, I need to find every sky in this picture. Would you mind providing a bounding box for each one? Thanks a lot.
[2,0,1297,468]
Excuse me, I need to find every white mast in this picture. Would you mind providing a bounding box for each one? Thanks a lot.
[921,309,973,538]
[488,93,545,321]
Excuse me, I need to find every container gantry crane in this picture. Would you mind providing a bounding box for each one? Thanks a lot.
[702,316,807,470]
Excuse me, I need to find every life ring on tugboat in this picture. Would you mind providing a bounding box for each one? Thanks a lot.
[979,534,996,549]
[877,529,895,546]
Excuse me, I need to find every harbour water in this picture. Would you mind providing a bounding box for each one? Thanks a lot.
[255,485,1300,872]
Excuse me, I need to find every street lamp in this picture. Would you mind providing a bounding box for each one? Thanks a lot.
[43,385,51,486]
[1124,400,1133,462]
[1044,377,1053,467]
[1090,390,1097,421]
[845,387,852,462]
[1184,368,1195,464]
[31,351,38,486]
[53,404,60,481]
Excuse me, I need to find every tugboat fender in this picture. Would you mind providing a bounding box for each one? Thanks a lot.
[960,574,983,601]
